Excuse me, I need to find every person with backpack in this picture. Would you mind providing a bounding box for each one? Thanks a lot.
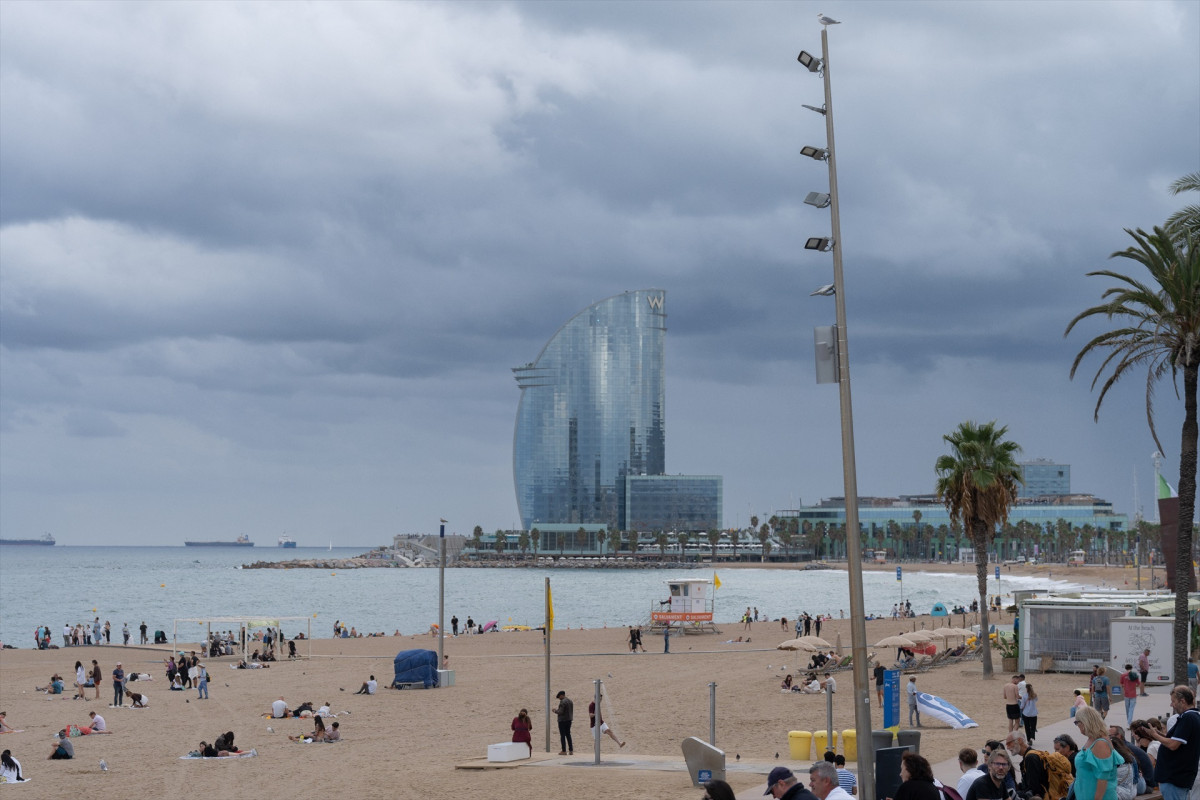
[1006,730,1073,800]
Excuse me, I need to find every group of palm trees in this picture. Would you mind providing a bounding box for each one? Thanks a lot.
[937,172,1197,680]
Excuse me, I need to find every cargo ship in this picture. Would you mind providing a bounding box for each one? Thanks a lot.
[0,533,56,546]
[278,535,297,548]
[184,534,254,547]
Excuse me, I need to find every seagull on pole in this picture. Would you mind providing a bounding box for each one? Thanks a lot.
[810,284,836,297]
[818,14,841,25]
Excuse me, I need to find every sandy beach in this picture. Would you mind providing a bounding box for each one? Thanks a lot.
[0,561,1164,799]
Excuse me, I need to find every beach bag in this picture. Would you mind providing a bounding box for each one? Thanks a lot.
[939,784,964,800]
[1029,750,1073,800]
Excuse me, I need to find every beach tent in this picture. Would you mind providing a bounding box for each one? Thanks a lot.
[914,690,977,729]
[393,649,439,688]
[930,603,948,617]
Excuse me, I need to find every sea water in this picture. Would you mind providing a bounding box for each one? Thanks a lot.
[0,546,1083,647]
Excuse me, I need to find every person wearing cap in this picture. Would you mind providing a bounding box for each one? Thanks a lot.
[809,760,853,800]
[111,663,125,707]
[765,766,819,800]
[552,690,574,756]
[196,663,209,699]
[48,730,74,760]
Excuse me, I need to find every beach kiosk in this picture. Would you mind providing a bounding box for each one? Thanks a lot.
[650,578,718,635]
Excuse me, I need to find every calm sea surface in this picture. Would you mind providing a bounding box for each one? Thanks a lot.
[0,546,1079,647]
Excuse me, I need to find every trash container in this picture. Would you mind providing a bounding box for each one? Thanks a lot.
[872,730,894,751]
[897,729,921,754]
[813,730,829,757]
[789,731,813,761]
[1078,688,1091,706]
[841,729,857,761]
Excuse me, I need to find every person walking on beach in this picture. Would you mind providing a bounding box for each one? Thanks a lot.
[196,664,209,699]
[663,624,670,654]
[451,615,459,636]
[1137,650,1150,696]
[90,660,102,701]
[553,690,574,755]
[1090,665,1111,719]
[121,622,130,646]
[875,663,886,707]
[1119,665,1140,728]
[1020,681,1039,744]
[111,662,125,707]
[1003,674,1021,733]
[907,676,921,727]
[139,622,148,645]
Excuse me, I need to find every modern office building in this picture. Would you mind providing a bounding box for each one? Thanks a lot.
[1018,459,1071,498]
[513,290,668,531]
[622,475,722,533]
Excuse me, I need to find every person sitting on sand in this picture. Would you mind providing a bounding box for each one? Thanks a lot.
[48,730,74,760]
[287,640,297,659]
[170,673,184,690]
[0,749,25,782]
[782,675,795,692]
[198,740,233,757]
[354,676,378,695]
[124,689,148,708]
[214,731,236,752]
[0,712,13,733]
[289,715,327,743]
[324,721,341,742]
[270,697,291,718]
[77,711,113,734]
[801,674,823,694]
[37,674,65,694]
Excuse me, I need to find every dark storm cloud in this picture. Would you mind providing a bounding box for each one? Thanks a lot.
[0,0,1196,543]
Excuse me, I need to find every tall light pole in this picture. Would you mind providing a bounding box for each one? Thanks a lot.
[800,20,874,800]
[438,518,447,684]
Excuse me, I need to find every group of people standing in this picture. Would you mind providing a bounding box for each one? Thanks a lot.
[519,687,626,758]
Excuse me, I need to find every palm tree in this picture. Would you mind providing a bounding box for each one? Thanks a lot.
[676,530,690,559]
[912,510,923,560]
[655,530,668,561]
[518,530,530,560]
[1166,171,1200,242]
[596,528,607,557]
[729,528,741,561]
[530,528,540,558]
[471,526,484,557]
[494,530,507,560]
[624,529,639,557]
[707,527,722,561]
[557,531,566,556]
[1066,226,1198,682]
[758,523,771,563]
[935,420,1024,678]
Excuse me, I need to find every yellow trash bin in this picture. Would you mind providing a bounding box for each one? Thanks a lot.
[813,730,829,757]
[789,730,813,761]
[842,729,857,761]
[1078,688,1091,706]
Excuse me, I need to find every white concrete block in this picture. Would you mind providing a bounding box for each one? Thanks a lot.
[437,669,455,687]
[487,742,528,762]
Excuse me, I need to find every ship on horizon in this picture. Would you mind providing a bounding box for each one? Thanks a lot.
[184,534,254,547]
[278,534,297,548]
[0,533,56,546]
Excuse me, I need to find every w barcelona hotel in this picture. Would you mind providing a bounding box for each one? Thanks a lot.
[512,290,722,546]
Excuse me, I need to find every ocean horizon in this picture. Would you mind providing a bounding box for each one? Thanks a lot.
[0,546,1082,648]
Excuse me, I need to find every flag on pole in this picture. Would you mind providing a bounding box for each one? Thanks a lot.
[1158,473,1176,499]
[547,582,554,632]
[713,572,722,590]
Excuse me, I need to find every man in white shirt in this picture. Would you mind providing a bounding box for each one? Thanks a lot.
[958,747,987,798]
[824,673,837,693]
[271,697,290,718]
[810,760,854,800]
[354,675,377,695]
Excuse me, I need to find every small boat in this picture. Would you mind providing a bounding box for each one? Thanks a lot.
[0,533,56,546]
[278,535,297,548]
[185,534,255,547]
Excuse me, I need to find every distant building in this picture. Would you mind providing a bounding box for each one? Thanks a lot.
[512,290,722,538]
[1018,459,1071,499]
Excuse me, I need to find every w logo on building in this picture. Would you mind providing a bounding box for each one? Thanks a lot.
[647,294,665,311]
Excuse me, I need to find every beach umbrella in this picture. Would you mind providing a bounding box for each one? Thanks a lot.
[874,635,918,647]
[797,636,833,648]
[930,627,962,640]
[904,630,934,643]
[778,638,819,651]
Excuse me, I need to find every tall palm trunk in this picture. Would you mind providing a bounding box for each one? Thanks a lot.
[973,521,994,677]
[1176,360,1198,682]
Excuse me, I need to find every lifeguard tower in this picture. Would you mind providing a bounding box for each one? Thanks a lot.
[650,578,720,635]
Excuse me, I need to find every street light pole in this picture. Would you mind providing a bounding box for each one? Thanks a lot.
[806,24,875,800]
[438,519,446,684]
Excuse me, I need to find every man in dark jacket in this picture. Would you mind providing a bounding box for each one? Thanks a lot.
[766,766,820,800]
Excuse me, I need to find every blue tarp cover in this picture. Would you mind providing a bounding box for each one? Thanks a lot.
[393,649,439,688]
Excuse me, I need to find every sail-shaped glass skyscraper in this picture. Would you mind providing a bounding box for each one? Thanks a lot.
[512,290,667,531]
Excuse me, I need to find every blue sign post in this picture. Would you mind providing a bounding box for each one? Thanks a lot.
[883,669,901,729]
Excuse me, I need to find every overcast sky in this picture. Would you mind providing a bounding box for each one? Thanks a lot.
[2,1,1197,546]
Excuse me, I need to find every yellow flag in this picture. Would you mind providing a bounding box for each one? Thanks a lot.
[713,572,722,590]
[547,582,554,632]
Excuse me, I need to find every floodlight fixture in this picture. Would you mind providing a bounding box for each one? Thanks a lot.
[802,103,827,115]
[800,145,828,161]
[804,191,832,209]
[805,237,833,252]
[797,50,822,73]
[810,283,836,296]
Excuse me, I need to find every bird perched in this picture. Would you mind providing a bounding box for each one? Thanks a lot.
[99,759,108,771]
[811,284,836,297]
[818,14,841,25]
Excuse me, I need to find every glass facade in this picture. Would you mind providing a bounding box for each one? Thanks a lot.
[513,290,666,530]
[622,475,723,532]
[1018,459,1071,498]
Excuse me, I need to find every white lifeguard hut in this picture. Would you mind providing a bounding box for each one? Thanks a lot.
[650,578,719,635]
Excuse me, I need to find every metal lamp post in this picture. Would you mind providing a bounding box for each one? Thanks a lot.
[800,21,875,800]
[438,518,446,683]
